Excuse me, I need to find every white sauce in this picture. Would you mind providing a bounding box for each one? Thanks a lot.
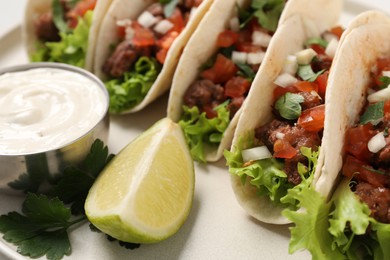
[0,68,107,155]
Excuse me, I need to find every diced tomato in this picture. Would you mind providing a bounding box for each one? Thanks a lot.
[132,26,155,47]
[273,85,299,101]
[156,48,168,64]
[167,8,185,33]
[66,0,96,28]
[342,155,388,188]
[117,25,126,40]
[217,30,239,48]
[315,71,329,99]
[202,105,218,119]
[309,44,326,55]
[157,31,179,49]
[345,124,376,162]
[201,54,238,84]
[293,80,318,93]
[329,26,344,39]
[273,139,297,159]
[384,100,390,119]
[224,76,251,98]
[376,58,390,72]
[297,105,325,133]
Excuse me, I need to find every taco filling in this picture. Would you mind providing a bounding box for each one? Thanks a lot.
[225,26,343,209]
[103,0,203,113]
[342,57,390,224]
[32,0,96,67]
[179,0,286,162]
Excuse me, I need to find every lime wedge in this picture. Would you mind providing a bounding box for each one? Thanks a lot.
[85,117,195,243]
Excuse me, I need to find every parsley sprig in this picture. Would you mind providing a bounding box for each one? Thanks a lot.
[0,140,140,260]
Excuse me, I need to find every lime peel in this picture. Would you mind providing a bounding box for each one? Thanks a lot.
[85,117,195,243]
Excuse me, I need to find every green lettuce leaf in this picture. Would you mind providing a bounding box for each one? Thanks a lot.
[179,102,230,162]
[284,176,390,260]
[105,56,161,114]
[31,10,93,68]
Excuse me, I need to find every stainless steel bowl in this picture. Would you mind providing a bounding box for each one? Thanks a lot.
[0,62,110,194]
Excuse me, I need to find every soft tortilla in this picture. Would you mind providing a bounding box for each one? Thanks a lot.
[314,11,390,200]
[93,0,215,113]
[229,0,342,224]
[23,0,113,71]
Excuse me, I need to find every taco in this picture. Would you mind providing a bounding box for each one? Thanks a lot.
[166,0,341,163]
[93,0,214,114]
[283,11,390,259]
[224,0,343,224]
[23,0,112,70]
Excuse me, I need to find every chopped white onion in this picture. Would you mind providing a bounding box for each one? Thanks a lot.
[154,19,174,34]
[367,86,390,103]
[242,146,272,162]
[295,48,317,65]
[229,17,240,32]
[232,51,248,64]
[252,31,272,47]
[382,70,390,78]
[322,31,338,43]
[116,18,132,27]
[137,11,158,28]
[274,73,298,87]
[282,55,298,75]
[125,27,135,40]
[275,132,285,140]
[368,132,387,153]
[325,38,339,59]
[247,52,265,65]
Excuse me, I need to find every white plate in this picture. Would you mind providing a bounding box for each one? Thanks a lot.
[0,1,389,259]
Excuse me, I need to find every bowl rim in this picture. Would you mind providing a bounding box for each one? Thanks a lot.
[0,62,110,157]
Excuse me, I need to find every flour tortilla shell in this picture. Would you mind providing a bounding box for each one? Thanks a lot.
[93,0,215,113]
[23,0,113,71]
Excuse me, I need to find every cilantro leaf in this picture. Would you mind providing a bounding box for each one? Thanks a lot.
[235,63,256,81]
[252,0,285,32]
[50,140,114,215]
[305,37,328,48]
[297,64,325,82]
[378,76,390,89]
[360,101,384,125]
[0,194,85,260]
[274,92,304,120]
[52,0,70,33]
[162,0,179,18]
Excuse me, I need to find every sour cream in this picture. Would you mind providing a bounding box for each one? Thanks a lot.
[0,68,108,155]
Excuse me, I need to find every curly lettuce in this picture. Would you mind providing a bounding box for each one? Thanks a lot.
[179,102,230,162]
[31,10,93,68]
[224,133,319,209]
[283,178,390,260]
[105,56,161,114]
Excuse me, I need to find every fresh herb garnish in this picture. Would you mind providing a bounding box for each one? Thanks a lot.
[0,140,121,260]
[0,193,83,260]
[305,38,328,48]
[236,63,256,81]
[274,92,304,120]
[298,64,325,82]
[161,0,179,18]
[252,0,285,32]
[378,76,390,89]
[52,0,70,33]
[360,101,384,125]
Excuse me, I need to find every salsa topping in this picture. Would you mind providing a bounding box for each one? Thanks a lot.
[343,57,390,224]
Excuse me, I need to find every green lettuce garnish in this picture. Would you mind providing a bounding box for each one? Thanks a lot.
[283,178,390,259]
[179,102,230,162]
[224,133,319,208]
[105,56,161,114]
[31,10,93,68]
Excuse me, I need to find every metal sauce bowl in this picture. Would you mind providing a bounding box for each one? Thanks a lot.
[0,62,110,195]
